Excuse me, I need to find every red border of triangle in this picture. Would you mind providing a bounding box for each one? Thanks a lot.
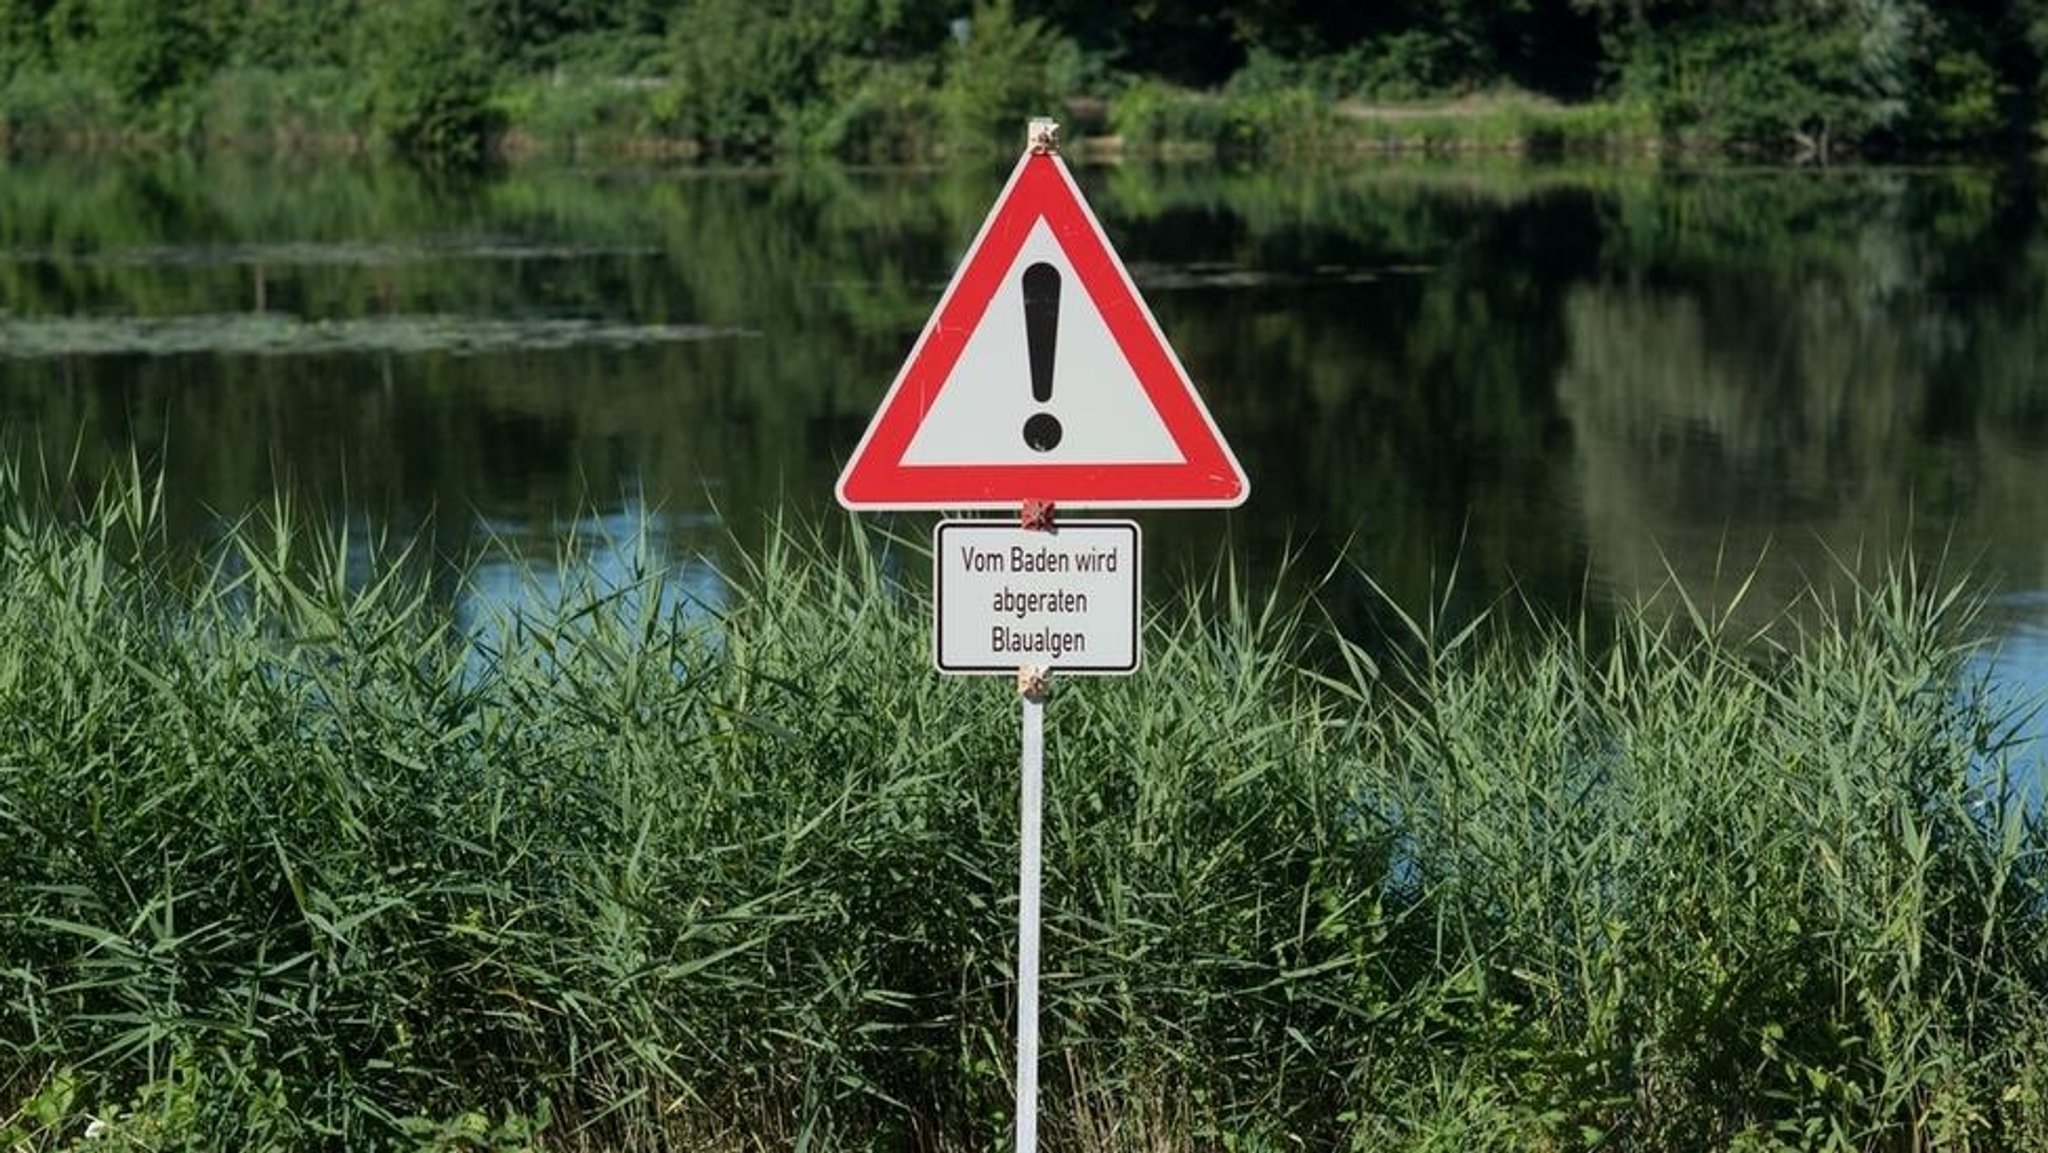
[835,153,1248,510]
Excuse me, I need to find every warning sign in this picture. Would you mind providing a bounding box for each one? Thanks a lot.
[836,149,1248,511]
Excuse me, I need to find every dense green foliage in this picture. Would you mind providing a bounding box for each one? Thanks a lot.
[1,0,2047,158]
[2,469,2047,1149]
[360,0,500,162]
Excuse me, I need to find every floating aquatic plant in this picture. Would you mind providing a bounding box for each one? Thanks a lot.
[0,312,755,358]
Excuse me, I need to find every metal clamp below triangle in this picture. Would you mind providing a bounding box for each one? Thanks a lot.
[836,148,1249,511]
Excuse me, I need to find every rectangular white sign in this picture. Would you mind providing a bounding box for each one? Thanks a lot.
[933,520,1141,675]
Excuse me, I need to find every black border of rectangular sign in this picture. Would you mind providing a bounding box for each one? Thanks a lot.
[932,519,1142,675]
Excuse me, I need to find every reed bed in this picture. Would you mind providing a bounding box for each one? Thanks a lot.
[2,472,2046,1151]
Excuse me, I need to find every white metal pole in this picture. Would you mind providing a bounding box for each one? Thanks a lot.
[1016,686,1045,1153]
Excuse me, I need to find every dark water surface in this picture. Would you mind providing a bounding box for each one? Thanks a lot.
[6,155,2048,738]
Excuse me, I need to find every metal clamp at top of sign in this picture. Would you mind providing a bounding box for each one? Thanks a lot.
[1016,665,1052,702]
[1027,117,1059,155]
[1020,499,1056,531]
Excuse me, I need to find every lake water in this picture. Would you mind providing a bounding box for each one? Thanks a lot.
[6,155,2048,753]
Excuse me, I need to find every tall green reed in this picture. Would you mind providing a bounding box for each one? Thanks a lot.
[2,468,2045,1150]
[1324,558,2048,1149]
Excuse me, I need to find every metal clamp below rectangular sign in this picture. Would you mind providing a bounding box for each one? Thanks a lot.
[933,519,1141,675]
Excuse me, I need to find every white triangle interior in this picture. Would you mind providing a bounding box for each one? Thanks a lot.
[901,220,1185,467]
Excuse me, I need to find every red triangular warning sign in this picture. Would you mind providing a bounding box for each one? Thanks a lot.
[835,150,1248,510]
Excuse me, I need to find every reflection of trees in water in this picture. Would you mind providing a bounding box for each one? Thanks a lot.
[1560,283,1919,620]
[0,158,985,596]
[9,157,2048,634]
[0,156,1608,626]
[1558,193,2048,622]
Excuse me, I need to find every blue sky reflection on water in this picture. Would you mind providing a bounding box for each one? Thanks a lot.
[456,498,729,662]
[1966,593,2048,804]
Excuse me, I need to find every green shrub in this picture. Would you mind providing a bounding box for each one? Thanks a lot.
[1107,78,1228,154]
[198,67,359,150]
[1911,48,2004,145]
[1530,98,1659,153]
[794,57,942,162]
[1611,7,2024,154]
[1108,79,1341,158]
[1632,16,1870,152]
[46,0,220,109]
[1347,31,1464,101]
[533,28,669,78]
[230,0,355,71]
[936,0,1068,154]
[493,74,666,154]
[663,0,846,156]
[0,69,120,147]
[357,0,499,163]
[1222,84,1340,156]
[0,0,48,80]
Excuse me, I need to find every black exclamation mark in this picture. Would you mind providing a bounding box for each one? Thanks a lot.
[1021,261,1062,452]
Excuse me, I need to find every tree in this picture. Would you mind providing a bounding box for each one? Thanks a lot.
[47,0,221,106]
[939,0,1066,149]
[235,0,359,69]
[359,0,499,161]
[0,0,54,79]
